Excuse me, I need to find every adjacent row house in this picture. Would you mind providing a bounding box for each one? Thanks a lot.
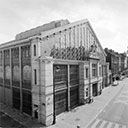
[0,19,109,126]
[104,48,128,79]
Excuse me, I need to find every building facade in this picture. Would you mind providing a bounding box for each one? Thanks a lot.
[0,19,108,126]
[105,48,120,76]
[104,48,128,80]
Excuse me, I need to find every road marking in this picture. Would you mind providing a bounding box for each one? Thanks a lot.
[86,83,125,128]
[106,121,113,128]
[98,120,107,128]
[88,118,128,128]
[121,125,127,128]
[114,123,119,128]
[90,119,100,127]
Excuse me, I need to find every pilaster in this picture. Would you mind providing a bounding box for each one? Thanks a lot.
[19,46,22,112]
[39,56,54,126]
[79,63,84,104]
[10,48,12,107]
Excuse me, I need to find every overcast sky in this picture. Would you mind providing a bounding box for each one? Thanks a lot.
[0,0,128,53]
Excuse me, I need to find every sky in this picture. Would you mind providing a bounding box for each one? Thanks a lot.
[0,0,128,53]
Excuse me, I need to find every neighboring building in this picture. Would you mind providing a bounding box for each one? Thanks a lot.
[120,53,127,72]
[104,48,128,79]
[105,48,120,76]
[0,19,108,126]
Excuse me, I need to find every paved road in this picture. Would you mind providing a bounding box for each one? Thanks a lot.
[0,111,25,128]
[88,78,128,128]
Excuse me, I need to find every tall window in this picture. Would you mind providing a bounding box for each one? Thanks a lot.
[99,66,102,76]
[12,47,19,58]
[4,49,10,59]
[34,69,37,85]
[85,68,89,78]
[0,51,2,63]
[21,45,30,58]
[34,45,36,56]
[92,64,97,77]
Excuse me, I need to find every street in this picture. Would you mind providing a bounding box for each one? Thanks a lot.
[88,78,128,128]
[0,78,128,128]
[0,111,25,128]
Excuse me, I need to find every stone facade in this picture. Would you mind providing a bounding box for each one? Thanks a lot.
[0,19,109,126]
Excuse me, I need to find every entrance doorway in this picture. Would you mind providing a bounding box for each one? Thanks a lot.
[92,83,98,97]
[34,104,38,119]
[34,110,38,119]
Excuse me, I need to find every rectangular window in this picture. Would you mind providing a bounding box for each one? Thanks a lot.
[34,45,36,56]
[0,51,2,66]
[92,64,97,77]
[85,68,89,78]
[86,88,88,97]
[0,51,2,61]
[99,67,102,76]
[21,45,30,58]
[34,69,37,85]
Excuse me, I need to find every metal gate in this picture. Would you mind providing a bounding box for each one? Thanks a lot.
[12,87,20,110]
[53,64,79,115]
[22,89,32,115]
[53,65,68,115]
[70,65,79,108]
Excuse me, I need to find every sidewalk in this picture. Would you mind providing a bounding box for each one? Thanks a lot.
[0,104,45,128]
[49,79,126,128]
[0,79,126,128]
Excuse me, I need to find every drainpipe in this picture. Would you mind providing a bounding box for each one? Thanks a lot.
[38,57,42,123]
[88,59,92,103]
[53,65,56,124]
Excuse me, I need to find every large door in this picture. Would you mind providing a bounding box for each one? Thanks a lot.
[53,65,68,115]
[53,64,79,115]
[12,87,20,110]
[70,65,79,108]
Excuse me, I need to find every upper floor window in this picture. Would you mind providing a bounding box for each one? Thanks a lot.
[34,45,36,56]
[12,47,19,58]
[4,49,10,59]
[0,51,2,60]
[34,69,37,85]
[21,45,30,58]
[0,51,2,65]
[85,67,89,78]
[92,63,97,77]
[99,66,102,76]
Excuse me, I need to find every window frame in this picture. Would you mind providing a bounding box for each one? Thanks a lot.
[34,45,36,56]
[34,69,37,85]
[92,63,97,77]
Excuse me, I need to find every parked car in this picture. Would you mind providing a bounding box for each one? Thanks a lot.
[112,80,119,86]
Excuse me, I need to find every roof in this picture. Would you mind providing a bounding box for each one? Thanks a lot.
[0,19,106,58]
[40,19,106,57]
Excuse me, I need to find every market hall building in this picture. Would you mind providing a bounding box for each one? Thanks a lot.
[0,19,109,126]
